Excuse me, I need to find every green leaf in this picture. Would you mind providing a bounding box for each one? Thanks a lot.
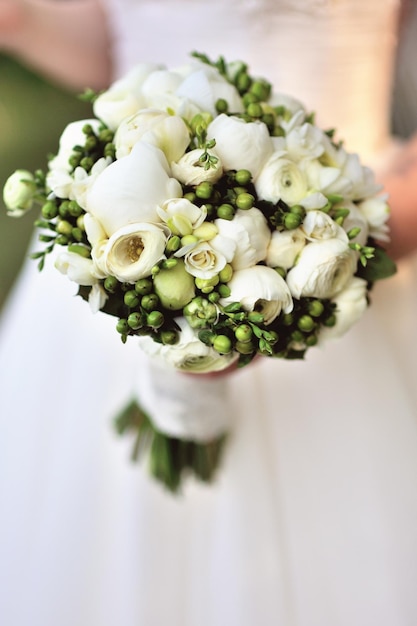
[356,246,397,282]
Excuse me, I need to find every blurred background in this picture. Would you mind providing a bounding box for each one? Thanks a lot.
[0,4,416,311]
[0,53,91,309]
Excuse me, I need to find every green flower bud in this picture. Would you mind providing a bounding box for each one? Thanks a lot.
[236,72,252,93]
[215,98,229,113]
[184,296,218,329]
[193,222,218,241]
[141,293,160,311]
[183,192,197,203]
[305,334,318,347]
[71,227,84,242]
[104,276,119,293]
[235,192,255,210]
[68,243,91,258]
[284,212,302,230]
[218,284,231,298]
[165,235,181,253]
[219,263,233,283]
[116,319,129,335]
[181,234,199,247]
[153,260,195,310]
[41,201,58,220]
[235,340,255,355]
[195,181,213,200]
[234,324,253,342]
[124,290,140,308]
[208,291,220,303]
[68,200,83,217]
[59,201,70,217]
[3,169,36,216]
[234,169,252,185]
[195,275,220,293]
[56,220,73,237]
[248,311,264,323]
[298,315,316,333]
[250,80,271,101]
[147,311,164,329]
[290,204,306,218]
[217,203,235,220]
[134,278,153,295]
[127,312,145,330]
[160,330,179,345]
[308,300,325,317]
[213,335,233,354]
[161,258,178,270]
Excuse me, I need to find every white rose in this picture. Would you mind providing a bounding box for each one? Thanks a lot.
[215,208,271,270]
[114,109,190,162]
[207,115,273,178]
[93,63,161,130]
[266,228,306,269]
[86,142,182,236]
[286,239,357,299]
[302,210,348,242]
[180,237,234,280]
[358,194,390,242]
[255,154,308,205]
[157,198,206,235]
[176,66,244,116]
[171,148,223,185]
[138,317,237,374]
[101,222,168,283]
[221,265,293,325]
[55,250,97,286]
[3,170,36,217]
[319,277,368,342]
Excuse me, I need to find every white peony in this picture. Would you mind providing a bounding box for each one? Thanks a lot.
[171,148,223,185]
[266,228,306,270]
[221,265,293,325]
[215,208,271,270]
[86,142,182,236]
[207,114,273,178]
[138,317,237,373]
[93,63,161,129]
[255,153,309,205]
[101,222,168,283]
[176,65,244,116]
[286,238,357,299]
[319,277,368,342]
[114,109,190,161]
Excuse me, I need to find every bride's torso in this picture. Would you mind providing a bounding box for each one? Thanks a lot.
[105,0,401,161]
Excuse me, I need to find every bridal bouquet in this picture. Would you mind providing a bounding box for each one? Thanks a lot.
[3,52,395,491]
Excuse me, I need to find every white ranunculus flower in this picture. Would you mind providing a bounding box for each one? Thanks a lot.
[340,153,381,200]
[157,198,206,235]
[301,159,352,197]
[319,277,368,343]
[286,238,357,299]
[114,109,190,161]
[358,194,390,242]
[255,154,308,205]
[176,66,244,116]
[339,201,369,245]
[93,63,161,129]
[86,142,182,236]
[101,222,168,283]
[171,148,223,185]
[221,265,293,325]
[207,115,273,178]
[285,123,326,161]
[138,317,238,374]
[215,208,271,270]
[180,237,234,280]
[266,228,306,269]
[3,170,36,217]
[55,251,97,286]
[302,210,348,242]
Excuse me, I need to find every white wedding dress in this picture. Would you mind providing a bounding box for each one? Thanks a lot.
[1,1,417,625]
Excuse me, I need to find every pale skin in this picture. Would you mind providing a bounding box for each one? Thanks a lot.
[1,0,416,379]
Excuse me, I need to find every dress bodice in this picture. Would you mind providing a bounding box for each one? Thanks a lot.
[105,0,401,160]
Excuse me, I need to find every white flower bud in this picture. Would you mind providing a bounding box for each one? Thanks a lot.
[3,170,36,217]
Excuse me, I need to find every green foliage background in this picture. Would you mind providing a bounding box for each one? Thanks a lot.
[0,55,91,310]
